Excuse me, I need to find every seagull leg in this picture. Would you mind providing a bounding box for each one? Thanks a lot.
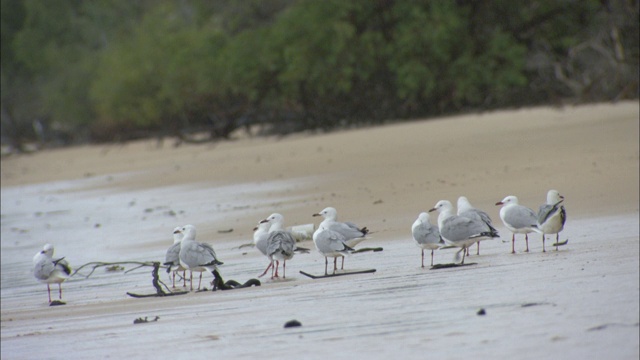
[283,260,286,279]
[47,284,52,303]
[511,233,516,254]
[58,283,63,300]
[430,249,434,267]
[197,272,203,290]
[258,262,273,277]
[465,247,470,257]
[333,258,338,274]
[172,271,176,288]
[460,248,467,264]
[421,249,425,268]
[183,271,187,287]
[555,233,560,251]
[324,257,328,275]
[476,242,480,255]
[275,260,280,278]
[189,271,193,291]
[542,234,546,252]
[341,256,345,270]
[525,234,530,252]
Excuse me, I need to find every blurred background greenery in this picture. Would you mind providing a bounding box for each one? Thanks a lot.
[1,0,638,149]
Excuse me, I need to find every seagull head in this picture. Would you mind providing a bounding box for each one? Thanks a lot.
[546,190,564,204]
[180,224,196,240]
[429,200,452,214]
[496,195,519,206]
[312,207,337,220]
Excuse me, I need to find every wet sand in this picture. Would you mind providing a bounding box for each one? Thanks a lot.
[1,101,638,359]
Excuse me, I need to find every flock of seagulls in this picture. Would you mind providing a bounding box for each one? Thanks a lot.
[32,190,566,303]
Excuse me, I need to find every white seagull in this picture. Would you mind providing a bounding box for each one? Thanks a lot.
[178,224,224,290]
[429,200,499,264]
[312,207,368,269]
[33,244,72,303]
[537,190,567,252]
[457,196,497,255]
[313,228,354,275]
[252,220,274,277]
[495,196,540,253]
[411,212,443,267]
[260,213,298,279]
[164,226,187,288]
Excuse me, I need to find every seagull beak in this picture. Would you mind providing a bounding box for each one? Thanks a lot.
[259,219,269,224]
[495,201,503,206]
[173,229,181,234]
[428,207,437,213]
[312,213,321,217]
[253,226,258,231]
[559,194,565,200]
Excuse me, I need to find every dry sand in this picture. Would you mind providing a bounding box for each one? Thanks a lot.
[1,101,638,359]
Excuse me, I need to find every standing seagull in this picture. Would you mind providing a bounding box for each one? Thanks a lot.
[429,200,499,264]
[313,228,354,275]
[537,190,567,252]
[457,196,497,255]
[312,207,368,269]
[164,226,187,288]
[495,196,540,253]
[252,221,274,277]
[260,213,297,279]
[411,212,442,267]
[178,225,224,290]
[33,244,71,303]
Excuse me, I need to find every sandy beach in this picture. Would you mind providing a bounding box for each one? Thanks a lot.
[1,101,638,359]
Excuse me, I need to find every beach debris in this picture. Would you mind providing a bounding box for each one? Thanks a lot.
[218,228,234,233]
[284,320,302,328]
[49,300,66,306]
[105,265,124,272]
[552,239,569,247]
[299,269,376,279]
[212,269,261,290]
[430,263,477,270]
[133,316,159,324]
[477,308,486,316]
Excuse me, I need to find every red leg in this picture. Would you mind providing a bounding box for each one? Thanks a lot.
[183,271,187,287]
[197,272,203,290]
[47,284,52,303]
[511,234,516,254]
[341,256,345,270]
[259,262,273,277]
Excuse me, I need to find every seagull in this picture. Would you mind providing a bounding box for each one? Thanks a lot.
[537,190,567,252]
[313,228,354,275]
[457,196,497,255]
[164,226,187,288]
[411,212,443,267]
[312,207,368,270]
[252,221,274,277]
[178,224,224,290]
[429,200,499,264]
[260,213,298,279]
[495,196,540,253]
[33,244,71,303]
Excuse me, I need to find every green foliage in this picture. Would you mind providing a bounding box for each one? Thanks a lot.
[1,0,637,145]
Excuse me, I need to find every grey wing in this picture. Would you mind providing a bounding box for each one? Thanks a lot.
[316,230,349,253]
[165,242,181,265]
[505,206,538,228]
[537,204,558,225]
[460,209,497,232]
[33,257,54,280]
[442,216,489,241]
[330,221,366,239]
[412,222,440,245]
[182,242,221,267]
[200,242,223,265]
[53,257,72,275]
[267,231,296,257]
